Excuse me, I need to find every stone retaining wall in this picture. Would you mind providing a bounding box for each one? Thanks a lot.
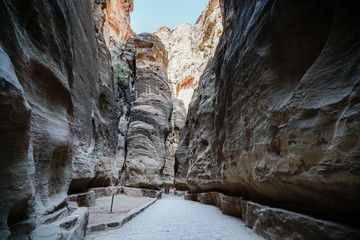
[67,187,162,207]
[185,192,360,240]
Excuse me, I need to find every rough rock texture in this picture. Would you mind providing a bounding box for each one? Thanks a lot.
[164,99,186,186]
[92,0,134,46]
[92,0,136,186]
[142,0,223,190]
[184,191,360,240]
[125,33,173,188]
[154,0,223,111]
[177,0,360,229]
[0,0,131,238]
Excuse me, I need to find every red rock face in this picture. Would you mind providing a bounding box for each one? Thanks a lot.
[177,0,360,229]
[93,0,134,47]
[176,76,195,96]
[105,0,134,42]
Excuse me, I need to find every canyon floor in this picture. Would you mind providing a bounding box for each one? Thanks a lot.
[84,195,263,240]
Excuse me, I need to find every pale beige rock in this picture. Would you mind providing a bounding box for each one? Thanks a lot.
[164,98,187,186]
[150,0,222,190]
[154,0,223,112]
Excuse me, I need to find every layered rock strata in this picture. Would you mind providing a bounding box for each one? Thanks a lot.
[177,0,360,230]
[92,0,136,187]
[125,33,173,188]
[141,0,223,190]
[154,0,223,111]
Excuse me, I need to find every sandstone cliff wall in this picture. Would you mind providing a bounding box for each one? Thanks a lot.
[177,0,360,228]
[133,0,223,191]
[125,33,174,188]
[154,0,223,112]
[123,0,223,189]
[93,0,134,46]
[0,0,132,238]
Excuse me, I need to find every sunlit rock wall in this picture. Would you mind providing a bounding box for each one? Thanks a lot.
[154,0,223,112]
[125,33,173,188]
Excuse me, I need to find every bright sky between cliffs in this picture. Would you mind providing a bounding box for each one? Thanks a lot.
[131,0,209,33]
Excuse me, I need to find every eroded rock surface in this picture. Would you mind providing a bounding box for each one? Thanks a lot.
[121,0,222,190]
[185,192,360,240]
[125,33,173,188]
[154,0,223,111]
[177,0,360,229]
[0,0,130,237]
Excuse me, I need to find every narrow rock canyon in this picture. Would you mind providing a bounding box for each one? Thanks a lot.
[0,0,359,239]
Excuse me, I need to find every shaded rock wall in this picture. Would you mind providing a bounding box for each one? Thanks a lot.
[177,0,360,228]
[92,0,136,186]
[0,0,222,238]
[0,0,131,238]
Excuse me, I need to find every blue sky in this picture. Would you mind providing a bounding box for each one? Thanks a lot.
[131,0,209,33]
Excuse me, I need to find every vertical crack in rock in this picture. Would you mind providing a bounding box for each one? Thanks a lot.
[119,0,223,190]
[125,33,173,188]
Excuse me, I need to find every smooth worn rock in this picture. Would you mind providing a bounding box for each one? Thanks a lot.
[176,0,360,230]
[0,0,132,237]
[0,44,32,240]
[243,201,360,240]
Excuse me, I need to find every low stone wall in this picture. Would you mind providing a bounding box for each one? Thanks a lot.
[185,192,360,240]
[85,195,158,234]
[67,187,162,207]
